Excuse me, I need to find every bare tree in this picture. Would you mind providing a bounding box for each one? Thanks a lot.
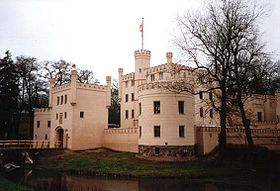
[77,69,99,84]
[173,0,268,162]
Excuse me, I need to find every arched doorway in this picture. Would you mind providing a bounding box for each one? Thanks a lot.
[55,127,64,148]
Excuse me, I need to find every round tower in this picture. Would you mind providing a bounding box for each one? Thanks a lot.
[134,49,151,80]
[137,82,196,158]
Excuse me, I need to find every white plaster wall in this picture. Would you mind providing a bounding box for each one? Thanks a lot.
[33,109,51,140]
[138,89,195,146]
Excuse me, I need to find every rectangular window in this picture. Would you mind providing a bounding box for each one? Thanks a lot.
[131,80,135,86]
[37,121,40,128]
[139,68,142,73]
[65,95,67,104]
[56,113,58,120]
[139,126,142,138]
[57,96,60,105]
[80,111,84,118]
[131,93,134,101]
[199,91,203,99]
[200,108,204,118]
[47,121,51,128]
[178,101,184,114]
[139,103,142,115]
[125,94,129,102]
[151,74,155,81]
[61,95,63,105]
[125,110,129,119]
[45,134,48,140]
[210,109,213,118]
[131,109,134,118]
[154,101,160,114]
[179,125,185,137]
[64,112,67,119]
[59,113,63,124]
[159,72,163,80]
[154,126,160,137]
[257,112,262,122]
[209,92,213,101]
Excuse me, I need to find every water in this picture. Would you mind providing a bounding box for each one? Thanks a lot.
[2,169,277,191]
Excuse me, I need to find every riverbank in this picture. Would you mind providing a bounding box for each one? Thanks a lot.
[1,147,280,191]
[32,147,279,181]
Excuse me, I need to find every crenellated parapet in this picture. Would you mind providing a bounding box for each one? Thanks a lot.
[121,72,135,81]
[134,49,151,57]
[34,108,52,113]
[52,83,71,92]
[104,127,138,134]
[77,82,107,91]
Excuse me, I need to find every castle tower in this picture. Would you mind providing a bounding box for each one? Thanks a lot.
[166,52,173,64]
[106,76,112,108]
[70,64,77,105]
[134,49,151,80]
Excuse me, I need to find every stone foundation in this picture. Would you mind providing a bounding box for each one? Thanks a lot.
[138,145,196,158]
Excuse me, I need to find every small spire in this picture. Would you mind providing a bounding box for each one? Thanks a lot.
[139,17,144,50]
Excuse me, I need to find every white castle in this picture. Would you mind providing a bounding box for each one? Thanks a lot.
[34,49,280,157]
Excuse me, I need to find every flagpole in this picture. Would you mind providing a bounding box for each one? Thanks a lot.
[141,17,144,50]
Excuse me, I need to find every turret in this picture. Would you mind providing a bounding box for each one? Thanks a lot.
[118,68,123,101]
[48,78,56,108]
[70,64,77,105]
[106,76,112,108]
[166,52,173,64]
[134,49,151,80]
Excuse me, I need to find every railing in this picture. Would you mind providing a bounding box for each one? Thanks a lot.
[0,140,50,149]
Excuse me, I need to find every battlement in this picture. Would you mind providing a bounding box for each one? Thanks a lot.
[121,72,135,81]
[77,82,107,91]
[138,80,194,93]
[104,127,138,134]
[197,126,280,134]
[34,108,52,113]
[52,83,71,92]
[134,49,151,57]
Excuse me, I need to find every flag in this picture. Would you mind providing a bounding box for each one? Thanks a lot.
[139,24,143,32]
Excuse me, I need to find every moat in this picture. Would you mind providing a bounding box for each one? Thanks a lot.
[2,169,276,191]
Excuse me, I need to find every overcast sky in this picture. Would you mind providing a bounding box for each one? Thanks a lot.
[0,0,279,83]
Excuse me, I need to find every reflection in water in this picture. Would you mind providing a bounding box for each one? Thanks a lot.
[3,169,268,191]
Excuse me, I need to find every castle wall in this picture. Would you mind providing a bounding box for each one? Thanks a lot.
[103,128,138,152]
[33,108,51,141]
[71,85,109,150]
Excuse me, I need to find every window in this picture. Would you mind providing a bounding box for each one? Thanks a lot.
[56,113,58,120]
[61,95,63,105]
[154,126,160,137]
[154,101,160,114]
[59,113,63,124]
[257,112,262,122]
[65,95,67,104]
[57,96,60,105]
[131,109,134,118]
[131,80,135,86]
[199,91,203,99]
[37,121,40,128]
[64,112,67,119]
[125,110,129,119]
[178,101,184,114]
[210,109,213,118]
[139,68,142,73]
[45,134,48,140]
[200,108,204,118]
[151,74,155,81]
[179,125,185,137]
[155,147,160,155]
[125,81,128,88]
[131,93,134,101]
[80,111,84,118]
[139,103,142,115]
[159,72,163,80]
[209,92,213,101]
[139,126,142,138]
[35,134,37,140]
[125,94,129,102]
[47,121,51,128]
